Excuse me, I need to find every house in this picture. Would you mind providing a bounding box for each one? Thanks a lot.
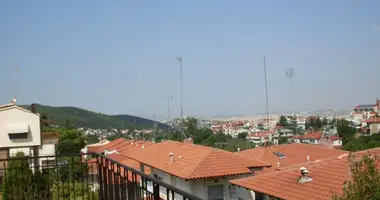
[272,128,294,145]
[85,138,153,191]
[123,140,271,200]
[246,131,274,146]
[350,98,380,122]
[318,135,343,149]
[363,117,380,134]
[230,147,380,200]
[0,101,42,164]
[235,143,347,174]
[293,131,323,145]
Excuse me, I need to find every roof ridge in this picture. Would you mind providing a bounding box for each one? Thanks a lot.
[188,148,221,178]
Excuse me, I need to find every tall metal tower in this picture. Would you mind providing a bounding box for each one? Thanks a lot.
[286,68,297,134]
[263,56,270,130]
[164,96,173,121]
[173,57,183,118]
[285,68,294,88]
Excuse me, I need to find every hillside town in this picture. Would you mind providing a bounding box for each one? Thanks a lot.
[1,96,380,200]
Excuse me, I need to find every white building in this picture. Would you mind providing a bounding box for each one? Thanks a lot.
[272,128,294,145]
[293,131,323,145]
[0,101,58,172]
[124,140,271,200]
[246,131,274,146]
[0,102,41,150]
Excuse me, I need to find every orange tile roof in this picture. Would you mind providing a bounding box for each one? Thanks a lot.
[231,147,380,200]
[363,117,380,123]
[101,138,126,150]
[123,140,270,180]
[295,131,323,140]
[87,146,103,153]
[235,143,347,173]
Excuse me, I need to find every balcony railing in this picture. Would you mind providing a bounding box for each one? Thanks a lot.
[0,153,202,200]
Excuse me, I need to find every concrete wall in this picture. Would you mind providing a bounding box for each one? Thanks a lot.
[148,167,251,200]
[0,107,41,148]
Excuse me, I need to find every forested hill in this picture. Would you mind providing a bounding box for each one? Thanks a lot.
[22,104,168,130]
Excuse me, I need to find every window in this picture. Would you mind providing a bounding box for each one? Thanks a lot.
[273,152,286,158]
[208,184,223,200]
[9,132,28,139]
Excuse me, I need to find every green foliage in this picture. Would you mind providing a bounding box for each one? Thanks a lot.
[2,152,50,200]
[257,123,264,130]
[237,132,248,140]
[344,133,380,151]
[337,119,357,142]
[87,135,100,144]
[278,115,288,126]
[53,182,98,200]
[332,154,380,200]
[57,128,86,154]
[305,116,323,131]
[278,136,289,144]
[21,104,168,130]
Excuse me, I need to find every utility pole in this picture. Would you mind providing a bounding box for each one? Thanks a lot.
[263,56,270,130]
[173,57,183,118]
[164,96,173,121]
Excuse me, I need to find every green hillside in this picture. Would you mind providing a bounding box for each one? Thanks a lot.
[22,104,168,130]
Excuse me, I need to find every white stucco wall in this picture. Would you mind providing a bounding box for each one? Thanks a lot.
[0,107,41,147]
[148,167,252,200]
[39,143,55,156]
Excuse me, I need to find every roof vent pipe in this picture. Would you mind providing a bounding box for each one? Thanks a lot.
[169,152,174,163]
[307,155,310,163]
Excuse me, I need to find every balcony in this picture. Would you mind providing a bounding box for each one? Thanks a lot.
[0,153,202,200]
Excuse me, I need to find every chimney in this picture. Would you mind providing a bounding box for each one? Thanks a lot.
[377,97,380,111]
[306,155,310,163]
[31,104,37,114]
[276,162,280,171]
[142,144,145,149]
[298,167,313,184]
[169,152,174,163]
[183,137,193,144]
[237,148,240,152]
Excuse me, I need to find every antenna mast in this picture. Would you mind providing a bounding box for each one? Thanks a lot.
[164,96,173,121]
[263,56,269,130]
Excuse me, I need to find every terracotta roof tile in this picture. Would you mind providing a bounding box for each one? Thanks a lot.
[231,147,380,200]
[101,138,126,150]
[235,143,347,173]
[123,140,270,180]
[363,117,380,123]
[295,131,323,140]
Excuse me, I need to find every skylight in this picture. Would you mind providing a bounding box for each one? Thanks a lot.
[273,152,286,158]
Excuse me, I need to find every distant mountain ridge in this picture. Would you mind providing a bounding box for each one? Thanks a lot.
[21,104,168,130]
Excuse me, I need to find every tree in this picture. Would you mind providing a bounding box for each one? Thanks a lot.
[257,123,264,130]
[278,137,289,144]
[87,134,99,144]
[332,154,380,200]
[237,132,248,140]
[57,128,87,154]
[2,152,50,200]
[278,115,288,126]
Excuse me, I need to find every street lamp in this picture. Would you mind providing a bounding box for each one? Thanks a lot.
[173,57,183,118]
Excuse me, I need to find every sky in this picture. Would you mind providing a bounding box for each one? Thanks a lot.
[0,1,379,120]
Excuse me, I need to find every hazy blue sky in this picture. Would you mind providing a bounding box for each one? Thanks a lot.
[0,1,379,119]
